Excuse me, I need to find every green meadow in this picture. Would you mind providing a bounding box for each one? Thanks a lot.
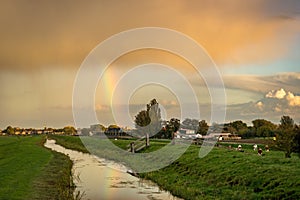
[1,135,299,199]
[0,136,74,200]
[50,135,300,200]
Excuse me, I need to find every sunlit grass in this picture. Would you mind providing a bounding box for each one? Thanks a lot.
[50,135,300,199]
[0,136,74,200]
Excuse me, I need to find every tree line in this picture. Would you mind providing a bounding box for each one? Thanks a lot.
[1,126,77,135]
[134,99,300,158]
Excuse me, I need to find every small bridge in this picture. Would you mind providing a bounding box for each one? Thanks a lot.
[127,134,150,153]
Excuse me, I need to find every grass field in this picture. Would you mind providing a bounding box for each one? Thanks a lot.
[50,135,300,200]
[0,135,74,200]
[140,145,300,199]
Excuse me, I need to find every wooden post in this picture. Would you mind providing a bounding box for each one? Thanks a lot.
[146,133,150,147]
[130,142,135,153]
[171,132,175,145]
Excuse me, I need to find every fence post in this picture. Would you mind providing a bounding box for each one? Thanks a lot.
[146,133,150,147]
[130,142,135,153]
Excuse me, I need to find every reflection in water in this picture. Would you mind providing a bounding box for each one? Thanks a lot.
[45,140,181,200]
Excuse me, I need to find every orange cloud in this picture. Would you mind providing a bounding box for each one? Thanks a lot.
[0,0,299,69]
[286,92,300,106]
[266,88,287,99]
[265,88,300,107]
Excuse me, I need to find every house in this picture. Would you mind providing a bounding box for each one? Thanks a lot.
[105,125,121,136]
[220,133,241,140]
[43,128,54,134]
[88,124,105,136]
[15,131,21,135]
[175,132,202,140]
[203,133,241,140]
[179,128,195,135]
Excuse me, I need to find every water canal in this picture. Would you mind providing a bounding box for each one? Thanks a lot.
[45,139,181,200]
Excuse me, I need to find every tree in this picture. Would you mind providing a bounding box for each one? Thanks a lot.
[252,119,277,137]
[134,99,162,138]
[276,116,297,158]
[63,126,77,135]
[170,118,180,132]
[197,120,209,135]
[231,120,248,135]
[166,118,180,139]
[90,124,106,132]
[295,124,300,157]
[223,123,237,134]
[280,116,294,128]
[4,126,15,135]
[242,127,256,138]
[135,110,150,128]
[155,119,179,139]
[147,99,162,136]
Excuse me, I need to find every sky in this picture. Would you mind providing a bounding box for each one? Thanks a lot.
[0,0,300,129]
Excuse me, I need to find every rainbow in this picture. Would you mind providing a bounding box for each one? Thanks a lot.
[99,67,119,105]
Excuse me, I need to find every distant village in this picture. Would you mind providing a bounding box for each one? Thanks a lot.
[0,123,241,141]
[0,124,133,137]
[0,126,77,136]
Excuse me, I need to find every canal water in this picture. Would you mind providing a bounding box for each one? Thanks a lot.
[45,139,181,200]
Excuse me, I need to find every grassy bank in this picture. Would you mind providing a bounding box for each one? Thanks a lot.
[48,135,168,153]
[48,134,90,153]
[140,145,300,199]
[48,135,173,171]
[50,135,300,199]
[0,135,74,200]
